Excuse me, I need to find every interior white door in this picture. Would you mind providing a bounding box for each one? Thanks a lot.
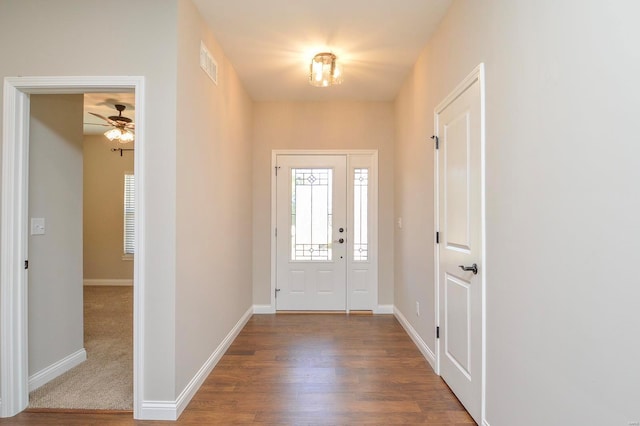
[276,155,347,310]
[437,70,484,423]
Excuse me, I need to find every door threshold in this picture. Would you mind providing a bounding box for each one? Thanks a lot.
[25,407,133,415]
[276,310,373,315]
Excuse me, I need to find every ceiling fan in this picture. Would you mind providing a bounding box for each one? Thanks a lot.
[88,104,135,143]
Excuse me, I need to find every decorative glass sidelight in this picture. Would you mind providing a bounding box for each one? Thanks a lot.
[291,168,333,261]
[353,168,368,261]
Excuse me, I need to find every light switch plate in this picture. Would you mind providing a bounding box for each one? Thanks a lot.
[31,218,45,235]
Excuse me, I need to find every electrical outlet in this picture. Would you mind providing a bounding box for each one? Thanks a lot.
[416,301,420,316]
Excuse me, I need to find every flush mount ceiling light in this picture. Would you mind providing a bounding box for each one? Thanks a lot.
[309,52,343,87]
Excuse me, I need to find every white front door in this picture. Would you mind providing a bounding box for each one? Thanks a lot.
[276,155,347,310]
[437,66,484,423]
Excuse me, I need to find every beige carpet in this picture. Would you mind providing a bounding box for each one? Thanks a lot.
[28,286,133,410]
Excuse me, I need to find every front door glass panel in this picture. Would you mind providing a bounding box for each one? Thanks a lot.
[291,168,333,261]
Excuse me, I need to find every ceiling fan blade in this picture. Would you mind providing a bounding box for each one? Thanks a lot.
[125,123,135,130]
[88,112,118,127]
[83,122,111,127]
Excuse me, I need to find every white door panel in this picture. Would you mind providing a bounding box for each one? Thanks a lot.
[444,111,472,251]
[437,67,484,423]
[445,273,471,378]
[276,155,347,310]
[348,156,376,311]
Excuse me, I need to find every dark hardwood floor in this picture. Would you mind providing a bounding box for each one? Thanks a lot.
[2,314,474,425]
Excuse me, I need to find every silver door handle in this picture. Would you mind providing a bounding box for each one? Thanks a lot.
[458,263,478,275]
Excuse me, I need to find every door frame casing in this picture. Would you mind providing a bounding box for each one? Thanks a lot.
[1,76,146,418]
[268,150,379,313]
[433,64,486,422]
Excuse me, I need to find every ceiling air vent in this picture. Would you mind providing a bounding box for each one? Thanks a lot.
[200,41,218,85]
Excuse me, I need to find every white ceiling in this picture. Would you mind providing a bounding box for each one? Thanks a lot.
[191,0,452,101]
[83,92,135,135]
[82,1,451,127]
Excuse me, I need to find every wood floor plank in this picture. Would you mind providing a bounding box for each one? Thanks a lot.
[0,314,475,425]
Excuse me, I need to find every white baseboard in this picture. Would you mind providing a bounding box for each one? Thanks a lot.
[253,304,275,314]
[139,401,177,421]
[139,306,253,421]
[373,304,394,314]
[174,305,253,418]
[393,307,437,371]
[254,305,391,314]
[29,348,86,391]
[83,279,133,287]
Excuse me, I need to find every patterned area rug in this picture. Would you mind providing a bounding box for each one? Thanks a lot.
[28,286,133,410]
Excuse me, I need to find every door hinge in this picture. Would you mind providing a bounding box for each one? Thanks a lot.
[431,135,439,149]
[275,227,277,237]
[275,288,281,298]
[24,260,29,270]
[436,326,440,339]
[275,166,281,176]
[436,231,440,244]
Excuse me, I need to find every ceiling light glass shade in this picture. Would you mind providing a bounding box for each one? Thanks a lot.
[309,52,343,87]
[104,127,135,143]
[119,130,135,143]
[104,128,123,141]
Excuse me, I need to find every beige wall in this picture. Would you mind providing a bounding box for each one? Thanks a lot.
[394,0,640,424]
[0,0,178,402]
[174,0,254,394]
[394,55,436,350]
[28,95,84,376]
[83,135,135,281]
[252,102,395,307]
[9,1,640,423]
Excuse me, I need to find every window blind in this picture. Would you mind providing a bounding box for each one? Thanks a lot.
[124,174,135,255]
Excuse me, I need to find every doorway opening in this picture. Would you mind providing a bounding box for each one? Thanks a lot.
[25,93,136,411]
[1,76,145,419]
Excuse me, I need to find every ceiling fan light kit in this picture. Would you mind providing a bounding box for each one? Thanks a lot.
[104,127,135,143]
[309,52,343,87]
[89,103,135,143]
